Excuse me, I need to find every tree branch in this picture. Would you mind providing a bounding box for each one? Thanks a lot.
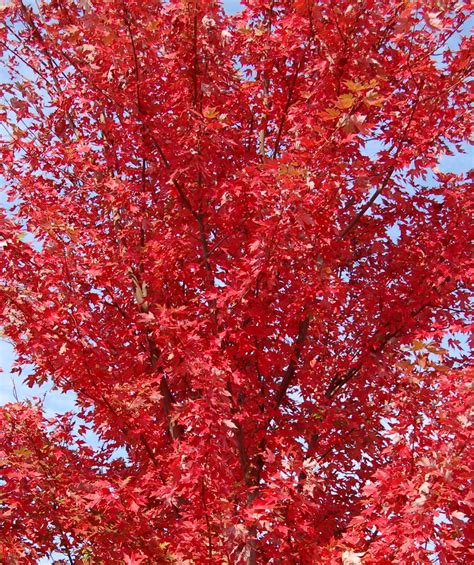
[274,314,311,407]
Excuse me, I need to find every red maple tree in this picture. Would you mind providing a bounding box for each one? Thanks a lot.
[0,0,472,563]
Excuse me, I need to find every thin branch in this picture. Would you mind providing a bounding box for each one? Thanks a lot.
[272,51,307,158]
[339,77,424,239]
[338,165,394,239]
[274,314,311,407]
[201,477,214,561]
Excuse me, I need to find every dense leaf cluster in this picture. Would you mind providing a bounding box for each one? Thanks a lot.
[0,0,472,562]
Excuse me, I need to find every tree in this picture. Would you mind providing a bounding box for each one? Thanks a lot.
[0,0,472,562]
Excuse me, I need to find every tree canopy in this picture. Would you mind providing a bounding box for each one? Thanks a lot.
[0,0,472,563]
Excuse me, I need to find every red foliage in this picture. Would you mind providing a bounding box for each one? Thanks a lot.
[0,0,472,562]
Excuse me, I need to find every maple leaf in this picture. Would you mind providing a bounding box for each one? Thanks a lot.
[203,106,219,119]
[336,93,355,110]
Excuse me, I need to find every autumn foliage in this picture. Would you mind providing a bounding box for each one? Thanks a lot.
[0,0,472,563]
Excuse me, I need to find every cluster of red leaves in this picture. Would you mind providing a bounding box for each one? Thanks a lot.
[0,0,472,563]
[0,404,169,562]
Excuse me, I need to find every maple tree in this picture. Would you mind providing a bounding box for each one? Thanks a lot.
[0,0,472,562]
